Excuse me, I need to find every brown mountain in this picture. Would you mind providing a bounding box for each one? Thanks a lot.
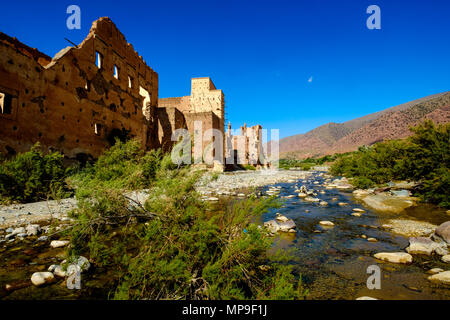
[279,92,450,158]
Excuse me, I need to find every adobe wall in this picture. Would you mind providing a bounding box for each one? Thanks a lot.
[158,78,225,165]
[227,123,264,166]
[156,107,187,152]
[0,17,158,159]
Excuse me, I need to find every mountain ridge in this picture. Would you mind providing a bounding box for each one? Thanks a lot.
[278,92,450,158]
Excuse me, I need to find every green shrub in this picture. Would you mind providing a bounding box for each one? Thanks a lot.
[242,164,256,171]
[67,142,307,300]
[330,120,450,208]
[69,139,165,199]
[0,143,72,203]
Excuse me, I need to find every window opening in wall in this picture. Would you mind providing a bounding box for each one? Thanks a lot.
[114,65,119,79]
[95,51,103,69]
[0,92,13,114]
[94,123,103,135]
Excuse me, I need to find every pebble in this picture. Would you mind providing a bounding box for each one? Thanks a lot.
[367,238,378,242]
[31,272,54,286]
[50,240,70,248]
[37,236,49,242]
[319,221,335,227]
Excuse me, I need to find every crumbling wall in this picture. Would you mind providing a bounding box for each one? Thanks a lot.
[156,107,187,152]
[227,123,264,167]
[158,77,225,165]
[0,17,158,159]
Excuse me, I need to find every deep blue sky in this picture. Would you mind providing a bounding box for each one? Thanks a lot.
[1,0,449,138]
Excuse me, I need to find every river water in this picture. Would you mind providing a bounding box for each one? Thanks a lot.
[1,171,449,300]
[261,172,450,300]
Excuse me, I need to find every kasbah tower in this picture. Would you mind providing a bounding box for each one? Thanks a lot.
[0,17,265,171]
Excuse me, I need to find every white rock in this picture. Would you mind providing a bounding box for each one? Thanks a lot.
[374,252,413,264]
[319,201,328,206]
[442,255,450,263]
[49,264,67,277]
[406,237,438,255]
[275,214,289,222]
[264,218,296,233]
[352,213,362,217]
[304,197,320,202]
[367,238,378,242]
[31,272,54,286]
[26,224,41,236]
[338,202,348,206]
[353,189,371,199]
[428,271,450,284]
[11,227,26,235]
[353,208,365,213]
[50,240,70,248]
[356,296,378,300]
[428,268,444,274]
[319,221,334,227]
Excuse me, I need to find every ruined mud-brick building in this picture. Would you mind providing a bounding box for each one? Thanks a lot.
[0,17,158,160]
[225,123,267,167]
[158,77,225,166]
[0,17,263,169]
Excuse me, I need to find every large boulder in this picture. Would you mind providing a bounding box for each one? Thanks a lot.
[373,252,413,264]
[406,237,438,255]
[434,221,450,244]
[264,215,296,234]
[264,220,280,233]
[353,189,371,199]
[362,194,417,213]
[428,271,450,284]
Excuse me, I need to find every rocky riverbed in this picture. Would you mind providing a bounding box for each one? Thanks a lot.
[0,169,449,300]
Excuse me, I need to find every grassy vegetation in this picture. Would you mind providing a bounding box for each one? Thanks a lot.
[279,153,351,170]
[330,120,449,208]
[0,143,73,204]
[60,139,307,300]
[241,164,257,171]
